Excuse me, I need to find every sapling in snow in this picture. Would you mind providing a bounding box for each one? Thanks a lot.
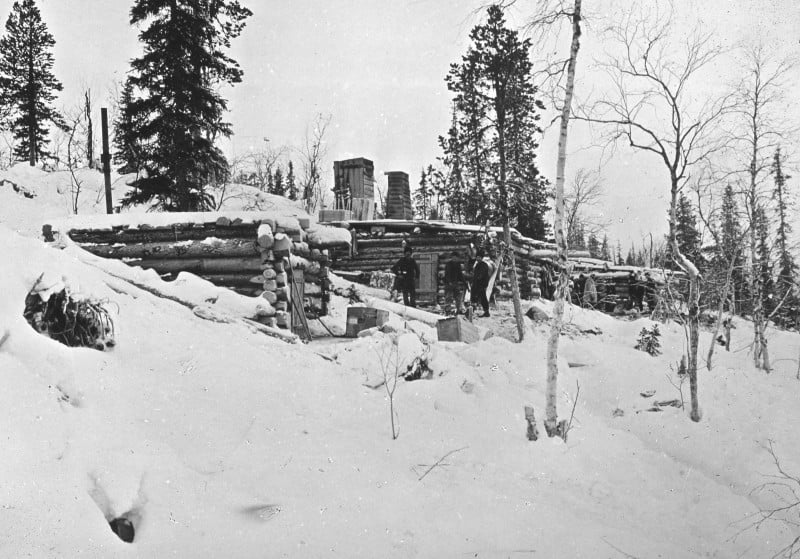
[376,336,403,440]
[635,324,662,356]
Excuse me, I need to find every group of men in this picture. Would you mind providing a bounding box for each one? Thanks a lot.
[571,270,659,311]
[390,245,493,317]
[627,271,659,312]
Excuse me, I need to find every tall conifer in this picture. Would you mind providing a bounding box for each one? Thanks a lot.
[771,147,796,326]
[442,6,548,239]
[0,0,63,166]
[121,0,251,210]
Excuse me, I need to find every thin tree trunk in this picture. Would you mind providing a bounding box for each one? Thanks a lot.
[706,257,736,370]
[504,222,525,341]
[28,58,36,166]
[495,76,525,342]
[669,176,701,422]
[747,113,770,371]
[545,0,582,437]
[86,90,94,169]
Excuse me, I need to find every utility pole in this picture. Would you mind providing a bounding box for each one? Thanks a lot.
[101,108,113,214]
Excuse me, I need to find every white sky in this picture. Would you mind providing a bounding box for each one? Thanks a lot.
[17,0,800,246]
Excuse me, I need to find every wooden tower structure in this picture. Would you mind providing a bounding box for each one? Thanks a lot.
[384,171,413,219]
[331,157,375,220]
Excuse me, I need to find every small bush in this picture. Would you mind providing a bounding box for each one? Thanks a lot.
[635,324,661,356]
[24,283,115,351]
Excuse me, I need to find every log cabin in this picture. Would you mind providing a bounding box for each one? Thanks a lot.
[322,219,571,307]
[43,211,351,337]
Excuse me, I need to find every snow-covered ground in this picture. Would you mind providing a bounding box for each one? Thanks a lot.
[2,168,799,558]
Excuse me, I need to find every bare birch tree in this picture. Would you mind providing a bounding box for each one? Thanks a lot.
[692,175,751,370]
[730,45,796,372]
[518,0,584,438]
[579,9,732,422]
[565,168,608,241]
[298,113,332,214]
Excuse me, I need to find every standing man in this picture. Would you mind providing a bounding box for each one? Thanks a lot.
[574,273,587,306]
[632,271,645,311]
[583,273,598,309]
[721,316,735,351]
[644,272,658,312]
[444,251,466,315]
[470,250,491,317]
[391,245,420,307]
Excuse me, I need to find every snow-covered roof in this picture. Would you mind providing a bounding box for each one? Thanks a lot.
[48,210,300,232]
[329,218,556,249]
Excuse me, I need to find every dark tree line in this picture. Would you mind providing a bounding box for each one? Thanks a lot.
[234,158,298,200]
[666,149,799,330]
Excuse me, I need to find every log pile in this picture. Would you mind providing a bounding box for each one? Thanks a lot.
[46,212,350,332]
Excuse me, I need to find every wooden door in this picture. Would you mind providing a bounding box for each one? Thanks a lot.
[415,253,438,305]
[290,272,306,337]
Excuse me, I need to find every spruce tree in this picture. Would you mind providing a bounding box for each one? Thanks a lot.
[413,167,432,219]
[712,183,746,313]
[112,78,142,174]
[600,234,611,262]
[586,232,600,259]
[121,0,252,210]
[272,167,285,196]
[438,107,467,223]
[754,204,775,317]
[286,160,297,200]
[675,193,703,269]
[626,246,635,266]
[0,0,64,166]
[771,148,797,326]
[442,5,549,238]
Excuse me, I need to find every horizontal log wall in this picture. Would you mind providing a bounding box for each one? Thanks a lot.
[330,230,549,305]
[66,219,342,329]
[86,238,260,259]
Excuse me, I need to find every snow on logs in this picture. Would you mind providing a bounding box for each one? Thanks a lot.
[45,211,351,331]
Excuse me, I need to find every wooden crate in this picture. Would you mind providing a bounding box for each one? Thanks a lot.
[436,315,480,343]
[345,306,389,337]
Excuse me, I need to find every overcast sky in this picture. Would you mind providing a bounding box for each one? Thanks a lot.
[18,0,800,245]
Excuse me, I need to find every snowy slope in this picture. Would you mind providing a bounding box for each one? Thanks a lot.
[1,174,799,557]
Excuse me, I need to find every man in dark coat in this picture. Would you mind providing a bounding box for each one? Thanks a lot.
[444,251,466,315]
[628,271,644,311]
[644,272,658,312]
[574,273,587,306]
[470,250,491,317]
[391,246,420,307]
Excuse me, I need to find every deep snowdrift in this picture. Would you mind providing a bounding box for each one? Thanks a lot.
[1,172,799,557]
